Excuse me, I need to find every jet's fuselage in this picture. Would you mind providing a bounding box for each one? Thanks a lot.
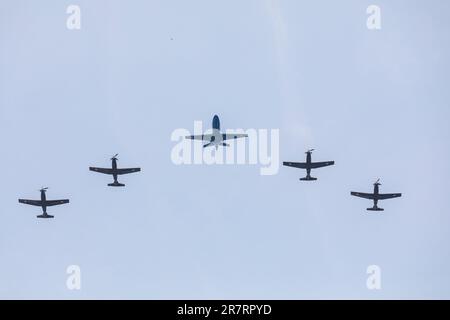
[211,115,223,146]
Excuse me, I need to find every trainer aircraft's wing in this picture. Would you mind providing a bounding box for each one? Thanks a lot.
[378,193,402,200]
[89,167,113,175]
[18,199,42,206]
[45,199,69,207]
[351,192,375,200]
[116,168,141,175]
[310,161,335,169]
[283,162,307,169]
[185,134,212,141]
[222,133,248,141]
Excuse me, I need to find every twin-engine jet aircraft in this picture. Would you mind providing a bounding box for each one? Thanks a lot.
[185,115,248,149]
[89,154,141,187]
[351,179,402,211]
[283,149,335,181]
[18,187,69,218]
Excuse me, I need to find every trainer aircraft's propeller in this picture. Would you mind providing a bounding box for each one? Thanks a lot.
[306,149,315,153]
[374,179,381,185]
[111,154,119,160]
[39,187,48,192]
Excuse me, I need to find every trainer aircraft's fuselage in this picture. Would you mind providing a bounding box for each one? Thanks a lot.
[112,158,118,183]
[305,151,312,178]
[40,189,47,214]
[372,183,380,206]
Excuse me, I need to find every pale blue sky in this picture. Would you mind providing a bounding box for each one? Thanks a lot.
[0,0,449,299]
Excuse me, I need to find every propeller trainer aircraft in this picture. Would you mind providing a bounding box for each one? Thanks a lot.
[18,187,69,218]
[90,154,141,187]
[351,179,402,211]
[283,149,335,181]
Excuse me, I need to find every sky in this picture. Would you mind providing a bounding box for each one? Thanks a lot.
[0,0,450,299]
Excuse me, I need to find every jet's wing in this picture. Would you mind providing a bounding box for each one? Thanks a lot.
[378,193,402,200]
[283,162,308,169]
[222,133,248,141]
[116,168,141,175]
[45,199,70,206]
[18,199,42,206]
[185,134,212,141]
[89,167,114,175]
[350,192,375,200]
[310,161,335,169]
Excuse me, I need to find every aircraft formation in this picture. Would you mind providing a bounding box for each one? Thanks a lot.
[17,114,401,218]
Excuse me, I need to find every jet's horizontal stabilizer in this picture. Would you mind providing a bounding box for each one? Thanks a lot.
[37,214,54,219]
[108,182,125,187]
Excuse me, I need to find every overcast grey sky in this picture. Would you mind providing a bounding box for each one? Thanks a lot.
[1,0,449,299]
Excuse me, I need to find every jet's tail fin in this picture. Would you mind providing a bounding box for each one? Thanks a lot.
[37,214,54,219]
[367,206,384,212]
[108,182,125,187]
[300,176,317,181]
[212,115,220,131]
